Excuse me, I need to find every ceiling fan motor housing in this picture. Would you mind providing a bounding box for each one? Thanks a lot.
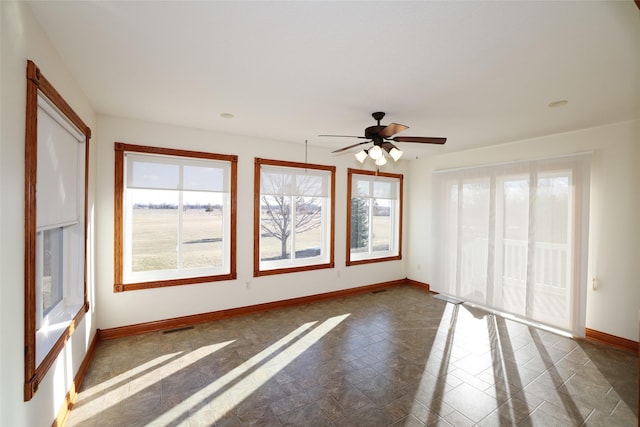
[366,112,388,144]
[365,125,386,143]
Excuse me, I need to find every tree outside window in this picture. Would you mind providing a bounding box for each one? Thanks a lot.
[350,198,369,251]
[255,159,335,276]
[347,169,403,265]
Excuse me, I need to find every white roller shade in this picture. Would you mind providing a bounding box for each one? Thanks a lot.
[126,153,229,192]
[260,166,330,197]
[36,95,84,231]
[352,175,398,199]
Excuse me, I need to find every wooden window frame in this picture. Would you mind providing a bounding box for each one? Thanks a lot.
[114,143,238,292]
[346,168,403,266]
[254,158,336,277]
[24,60,91,401]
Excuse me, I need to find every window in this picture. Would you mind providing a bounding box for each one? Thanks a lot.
[24,60,90,400]
[347,169,403,265]
[432,154,591,335]
[114,144,237,291]
[254,158,335,276]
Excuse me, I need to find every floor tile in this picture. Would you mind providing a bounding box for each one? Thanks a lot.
[66,286,638,427]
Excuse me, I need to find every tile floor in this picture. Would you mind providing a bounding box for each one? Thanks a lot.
[66,286,638,426]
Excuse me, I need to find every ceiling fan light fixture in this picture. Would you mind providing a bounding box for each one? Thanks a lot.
[389,147,403,161]
[368,145,383,160]
[375,156,387,166]
[355,149,368,163]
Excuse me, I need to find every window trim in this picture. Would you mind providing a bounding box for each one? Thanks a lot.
[346,168,403,266]
[24,60,91,401]
[254,158,336,277]
[114,143,238,292]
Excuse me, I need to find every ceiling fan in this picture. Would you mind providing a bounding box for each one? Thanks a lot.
[320,112,446,165]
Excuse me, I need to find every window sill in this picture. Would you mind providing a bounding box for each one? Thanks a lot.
[115,272,236,292]
[254,261,334,277]
[35,302,83,366]
[347,254,401,266]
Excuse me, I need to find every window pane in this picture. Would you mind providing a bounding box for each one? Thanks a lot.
[182,192,224,269]
[120,148,236,286]
[350,198,369,252]
[501,178,529,316]
[459,180,490,302]
[257,160,334,273]
[41,229,63,317]
[536,176,569,245]
[532,174,570,326]
[446,183,459,288]
[348,172,402,262]
[294,197,323,259]
[371,199,391,252]
[130,189,178,272]
[260,195,292,261]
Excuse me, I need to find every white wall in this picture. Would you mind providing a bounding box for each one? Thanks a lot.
[407,119,640,342]
[95,115,409,329]
[1,2,98,426]
[1,4,636,425]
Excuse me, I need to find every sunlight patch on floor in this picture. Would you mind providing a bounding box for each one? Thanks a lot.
[410,303,458,416]
[72,340,234,424]
[81,352,181,400]
[151,314,350,425]
[487,314,531,422]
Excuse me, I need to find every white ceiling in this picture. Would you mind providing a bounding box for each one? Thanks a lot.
[27,1,640,159]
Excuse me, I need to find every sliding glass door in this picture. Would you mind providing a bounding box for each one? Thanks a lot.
[433,155,590,335]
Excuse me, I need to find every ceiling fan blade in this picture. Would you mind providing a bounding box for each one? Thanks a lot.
[391,136,447,145]
[318,134,367,138]
[331,140,370,153]
[378,123,409,138]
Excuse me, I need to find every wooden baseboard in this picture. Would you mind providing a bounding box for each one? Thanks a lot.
[52,331,99,427]
[585,328,639,353]
[405,278,431,292]
[98,279,407,340]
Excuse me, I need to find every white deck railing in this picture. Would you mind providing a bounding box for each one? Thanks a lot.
[455,238,568,289]
[502,239,569,289]
[451,238,570,325]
